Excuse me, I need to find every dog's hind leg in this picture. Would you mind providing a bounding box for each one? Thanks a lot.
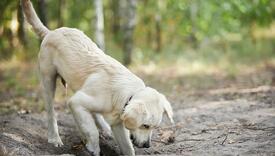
[39,53,63,147]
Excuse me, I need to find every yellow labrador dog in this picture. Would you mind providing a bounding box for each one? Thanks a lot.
[21,0,174,155]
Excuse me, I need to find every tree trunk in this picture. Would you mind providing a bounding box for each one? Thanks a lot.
[93,0,105,51]
[155,14,161,52]
[37,0,47,44]
[17,1,28,47]
[37,0,47,27]
[143,0,152,48]
[155,0,162,53]
[2,28,14,59]
[190,1,198,48]
[57,0,65,27]
[121,0,137,66]
[111,1,120,38]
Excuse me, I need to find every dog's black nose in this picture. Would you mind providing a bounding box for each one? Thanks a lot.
[142,141,150,148]
[130,134,134,140]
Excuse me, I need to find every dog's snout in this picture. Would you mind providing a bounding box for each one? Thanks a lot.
[142,140,150,148]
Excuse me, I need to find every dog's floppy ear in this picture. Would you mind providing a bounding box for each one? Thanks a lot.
[121,113,137,130]
[121,100,148,129]
[159,93,174,124]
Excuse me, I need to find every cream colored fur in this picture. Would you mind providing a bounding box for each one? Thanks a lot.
[21,0,174,155]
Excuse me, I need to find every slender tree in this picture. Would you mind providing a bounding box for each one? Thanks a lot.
[111,0,120,38]
[121,0,137,66]
[94,0,105,51]
[142,0,152,49]
[17,1,27,47]
[155,0,162,53]
[57,0,65,27]
[190,0,198,48]
[37,0,47,27]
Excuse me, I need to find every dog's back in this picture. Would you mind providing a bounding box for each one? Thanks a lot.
[40,27,130,90]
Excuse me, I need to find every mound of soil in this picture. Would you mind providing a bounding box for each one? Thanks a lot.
[0,113,119,156]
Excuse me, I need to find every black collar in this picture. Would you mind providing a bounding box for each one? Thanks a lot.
[123,95,133,112]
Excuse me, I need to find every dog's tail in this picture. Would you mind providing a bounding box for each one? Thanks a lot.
[21,0,49,38]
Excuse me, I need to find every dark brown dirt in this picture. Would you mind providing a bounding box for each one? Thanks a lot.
[1,85,275,155]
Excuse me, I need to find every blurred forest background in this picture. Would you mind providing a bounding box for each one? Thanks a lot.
[0,0,275,113]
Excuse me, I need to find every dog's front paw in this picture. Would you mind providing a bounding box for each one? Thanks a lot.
[86,143,100,156]
[102,130,113,139]
[48,136,64,147]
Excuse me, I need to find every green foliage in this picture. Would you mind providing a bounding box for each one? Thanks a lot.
[0,0,274,61]
[232,0,275,26]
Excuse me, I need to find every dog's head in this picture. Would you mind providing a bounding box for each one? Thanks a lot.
[121,87,174,148]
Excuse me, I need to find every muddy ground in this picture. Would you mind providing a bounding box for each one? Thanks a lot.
[1,69,275,155]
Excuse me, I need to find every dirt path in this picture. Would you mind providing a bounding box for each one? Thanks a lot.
[0,85,275,155]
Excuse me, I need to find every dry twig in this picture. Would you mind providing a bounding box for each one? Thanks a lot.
[220,134,228,145]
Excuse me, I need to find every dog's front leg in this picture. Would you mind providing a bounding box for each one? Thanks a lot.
[68,92,100,156]
[112,123,135,156]
[93,113,112,137]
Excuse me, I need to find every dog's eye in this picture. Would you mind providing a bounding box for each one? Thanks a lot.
[141,124,150,129]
